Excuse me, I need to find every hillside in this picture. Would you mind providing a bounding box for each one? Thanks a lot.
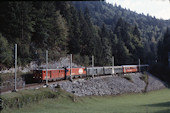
[73,1,170,64]
[0,1,170,69]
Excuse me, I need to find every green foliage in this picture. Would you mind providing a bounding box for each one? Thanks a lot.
[1,88,59,111]
[140,73,149,92]
[140,73,148,84]
[0,34,12,68]
[0,1,169,68]
[73,1,170,65]
[99,24,112,65]
[72,54,90,66]
[113,18,144,64]
[157,27,170,66]
[123,75,133,83]
[0,2,34,66]
[155,27,170,84]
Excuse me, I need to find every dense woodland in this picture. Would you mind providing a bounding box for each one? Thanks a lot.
[0,1,170,71]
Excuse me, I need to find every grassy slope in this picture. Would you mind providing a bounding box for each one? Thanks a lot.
[3,88,170,113]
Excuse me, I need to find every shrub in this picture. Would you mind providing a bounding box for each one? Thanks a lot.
[140,73,148,85]
[123,75,133,83]
[1,88,58,111]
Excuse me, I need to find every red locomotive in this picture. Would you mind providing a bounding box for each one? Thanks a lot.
[33,67,87,82]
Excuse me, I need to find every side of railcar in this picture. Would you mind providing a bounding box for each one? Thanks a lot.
[114,66,123,74]
[86,67,104,77]
[103,66,114,75]
[50,69,65,81]
[123,65,138,73]
[66,67,86,79]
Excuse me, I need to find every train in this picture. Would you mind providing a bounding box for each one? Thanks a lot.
[32,65,149,82]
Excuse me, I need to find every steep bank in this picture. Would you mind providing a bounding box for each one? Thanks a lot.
[57,73,166,96]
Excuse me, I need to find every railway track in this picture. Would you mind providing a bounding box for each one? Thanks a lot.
[1,83,43,95]
[1,77,84,95]
[0,73,130,95]
[0,74,113,95]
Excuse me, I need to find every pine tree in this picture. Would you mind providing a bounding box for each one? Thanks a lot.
[0,34,12,68]
[68,6,81,54]
[100,24,112,65]
[0,2,34,66]
[161,28,170,66]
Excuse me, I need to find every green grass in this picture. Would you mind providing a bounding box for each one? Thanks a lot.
[2,88,170,113]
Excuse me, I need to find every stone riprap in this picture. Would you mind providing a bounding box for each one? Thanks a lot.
[146,73,167,91]
[57,73,166,96]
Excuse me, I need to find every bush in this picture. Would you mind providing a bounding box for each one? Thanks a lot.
[123,75,133,83]
[140,73,148,85]
[1,88,58,111]
[73,54,90,66]
[0,34,13,68]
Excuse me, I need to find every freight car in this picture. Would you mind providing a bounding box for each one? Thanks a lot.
[32,65,148,82]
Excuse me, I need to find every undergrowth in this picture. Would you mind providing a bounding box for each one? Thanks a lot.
[0,87,75,112]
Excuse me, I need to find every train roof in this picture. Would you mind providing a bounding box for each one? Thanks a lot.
[33,68,64,71]
[33,67,86,71]
[122,64,149,67]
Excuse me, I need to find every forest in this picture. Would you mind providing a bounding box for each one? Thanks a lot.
[0,1,169,73]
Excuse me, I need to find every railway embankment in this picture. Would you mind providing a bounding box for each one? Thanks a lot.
[57,73,166,96]
[0,72,167,112]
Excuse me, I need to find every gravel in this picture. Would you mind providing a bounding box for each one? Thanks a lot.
[57,73,166,96]
[146,73,166,91]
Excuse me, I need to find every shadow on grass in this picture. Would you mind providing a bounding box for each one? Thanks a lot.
[144,101,170,107]
[153,109,170,113]
[143,102,170,113]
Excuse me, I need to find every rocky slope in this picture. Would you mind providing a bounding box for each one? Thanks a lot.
[57,73,166,96]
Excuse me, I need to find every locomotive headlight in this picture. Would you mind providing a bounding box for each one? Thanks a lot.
[33,76,35,78]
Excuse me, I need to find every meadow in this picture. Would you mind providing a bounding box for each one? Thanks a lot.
[2,88,170,113]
